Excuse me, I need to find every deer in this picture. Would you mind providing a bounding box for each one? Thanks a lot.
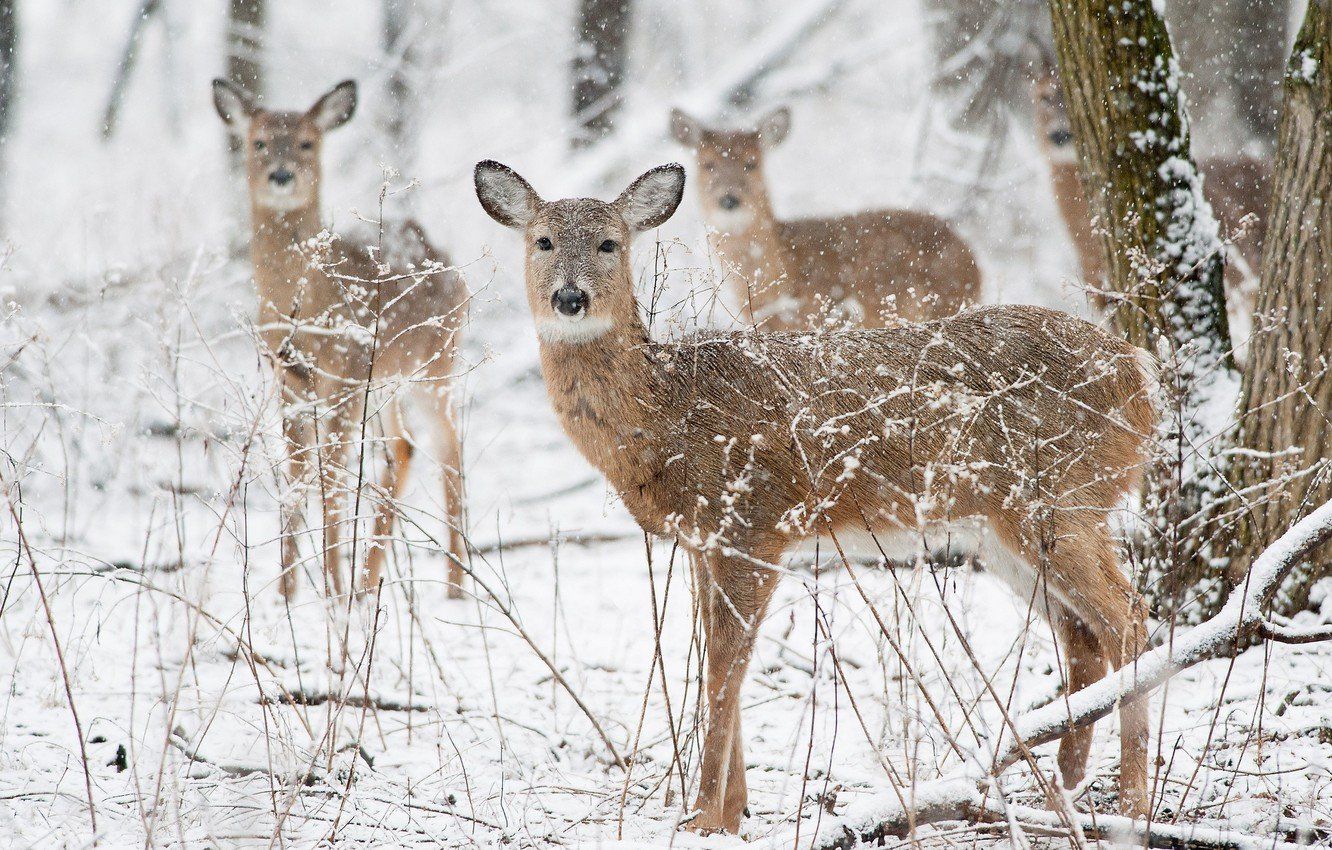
[671,107,983,330]
[213,79,468,599]
[474,159,1157,833]
[1033,71,1270,356]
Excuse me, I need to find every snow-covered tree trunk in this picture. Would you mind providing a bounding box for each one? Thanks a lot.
[570,0,631,150]
[1046,0,1238,622]
[0,0,16,230]
[225,0,264,172]
[1228,0,1332,616]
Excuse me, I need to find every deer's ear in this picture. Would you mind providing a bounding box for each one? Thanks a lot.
[212,78,256,135]
[307,80,357,131]
[757,106,791,147]
[615,163,685,232]
[474,160,543,228]
[669,108,702,147]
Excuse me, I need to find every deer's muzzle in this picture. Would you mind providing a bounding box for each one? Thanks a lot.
[552,285,589,318]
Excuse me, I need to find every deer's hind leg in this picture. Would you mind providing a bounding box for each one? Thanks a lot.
[278,368,316,598]
[362,399,414,594]
[416,383,467,599]
[1040,523,1150,818]
[313,388,361,597]
[1053,613,1107,789]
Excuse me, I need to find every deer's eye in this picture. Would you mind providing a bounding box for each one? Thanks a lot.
[299,140,314,151]
[743,161,757,171]
[598,239,617,253]
[253,140,266,151]
[535,236,553,251]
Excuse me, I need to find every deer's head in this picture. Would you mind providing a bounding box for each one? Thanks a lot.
[670,107,789,232]
[213,79,358,212]
[474,161,685,344]
[1032,71,1076,164]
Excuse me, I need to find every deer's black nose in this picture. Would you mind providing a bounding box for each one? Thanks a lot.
[552,286,588,317]
[269,168,295,186]
[1047,129,1073,147]
[718,194,741,210]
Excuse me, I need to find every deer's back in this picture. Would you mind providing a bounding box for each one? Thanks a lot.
[259,219,467,387]
[1204,155,1270,269]
[633,305,1152,546]
[777,209,981,325]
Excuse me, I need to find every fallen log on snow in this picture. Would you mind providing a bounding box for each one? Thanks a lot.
[812,497,1332,850]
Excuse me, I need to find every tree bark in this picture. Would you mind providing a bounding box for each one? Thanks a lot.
[1228,0,1332,616]
[570,0,631,150]
[0,0,16,229]
[1046,0,1237,621]
[225,0,264,169]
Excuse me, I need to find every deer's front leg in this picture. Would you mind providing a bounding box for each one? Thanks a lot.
[688,552,778,834]
[278,370,315,598]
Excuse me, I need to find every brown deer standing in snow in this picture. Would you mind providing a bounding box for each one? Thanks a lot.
[474,159,1155,833]
[214,79,468,598]
[671,107,982,329]
[1033,71,1270,354]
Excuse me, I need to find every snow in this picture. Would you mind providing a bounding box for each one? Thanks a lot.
[2,1,1330,848]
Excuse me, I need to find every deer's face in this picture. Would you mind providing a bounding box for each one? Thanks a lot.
[671,107,790,233]
[212,79,358,213]
[474,161,686,344]
[1033,75,1076,164]
[243,111,324,211]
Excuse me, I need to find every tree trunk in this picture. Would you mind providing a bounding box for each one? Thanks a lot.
[225,0,264,169]
[1046,0,1237,622]
[1229,0,1290,150]
[570,0,631,150]
[1172,0,1289,153]
[0,0,16,230]
[1227,0,1332,616]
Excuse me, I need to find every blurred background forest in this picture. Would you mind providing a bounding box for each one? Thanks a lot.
[3,1,1329,848]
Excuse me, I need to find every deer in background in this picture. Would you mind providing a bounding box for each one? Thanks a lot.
[1033,71,1270,355]
[671,107,982,329]
[214,79,468,598]
[475,159,1156,833]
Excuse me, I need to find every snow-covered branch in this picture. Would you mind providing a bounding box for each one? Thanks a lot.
[1003,496,1332,766]
[819,497,1332,848]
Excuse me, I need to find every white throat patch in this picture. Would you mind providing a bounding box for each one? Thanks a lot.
[536,315,614,344]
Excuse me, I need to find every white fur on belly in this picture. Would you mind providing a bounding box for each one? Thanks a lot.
[786,519,1069,619]
[536,315,614,344]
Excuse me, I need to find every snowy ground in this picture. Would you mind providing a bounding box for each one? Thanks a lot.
[3,1,1331,848]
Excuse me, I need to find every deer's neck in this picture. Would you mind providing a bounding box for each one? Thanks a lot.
[706,193,792,322]
[249,200,324,319]
[537,316,673,527]
[1046,160,1104,285]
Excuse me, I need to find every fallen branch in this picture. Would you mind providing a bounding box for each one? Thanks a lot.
[815,497,1332,849]
[999,497,1332,769]
[471,528,638,556]
[260,688,432,713]
[820,785,1312,850]
[167,731,322,785]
